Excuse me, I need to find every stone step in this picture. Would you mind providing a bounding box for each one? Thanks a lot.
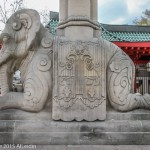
[107,108,150,120]
[0,108,150,121]
[0,108,150,145]
[1,130,150,145]
[0,145,150,150]
[0,120,150,145]
[0,120,150,133]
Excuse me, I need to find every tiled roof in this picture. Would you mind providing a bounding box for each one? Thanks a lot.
[101,24,150,42]
[48,20,150,42]
[47,19,59,35]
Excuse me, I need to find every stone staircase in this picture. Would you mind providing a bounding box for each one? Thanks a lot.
[0,107,150,145]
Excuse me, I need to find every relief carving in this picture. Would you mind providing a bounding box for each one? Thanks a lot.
[0,8,150,121]
[53,39,106,121]
[54,41,105,109]
[0,9,53,112]
[107,50,150,111]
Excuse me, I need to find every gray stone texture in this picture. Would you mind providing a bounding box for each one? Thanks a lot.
[0,9,53,112]
[0,0,150,146]
[0,0,149,121]
[0,145,150,150]
[52,39,106,121]
[0,109,149,144]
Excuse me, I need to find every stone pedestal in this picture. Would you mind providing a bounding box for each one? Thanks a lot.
[52,38,106,121]
[53,0,104,121]
[1,108,150,145]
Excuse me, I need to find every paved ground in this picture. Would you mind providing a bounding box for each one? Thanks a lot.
[37,145,150,150]
[0,145,149,150]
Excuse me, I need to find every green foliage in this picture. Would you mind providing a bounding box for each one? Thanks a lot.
[133,9,150,25]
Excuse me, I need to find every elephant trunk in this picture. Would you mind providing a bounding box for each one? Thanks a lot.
[0,48,13,66]
[0,48,13,95]
[0,64,9,96]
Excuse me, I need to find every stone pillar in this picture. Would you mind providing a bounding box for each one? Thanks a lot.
[57,0,100,40]
[59,0,68,22]
[53,0,106,121]
[91,0,98,21]
[68,0,91,18]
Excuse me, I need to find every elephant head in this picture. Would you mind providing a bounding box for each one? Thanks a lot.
[0,9,41,66]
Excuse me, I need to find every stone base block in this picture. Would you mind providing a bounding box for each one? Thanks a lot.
[0,108,150,145]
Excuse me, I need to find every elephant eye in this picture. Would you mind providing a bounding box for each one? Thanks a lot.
[2,35,10,43]
[1,33,11,44]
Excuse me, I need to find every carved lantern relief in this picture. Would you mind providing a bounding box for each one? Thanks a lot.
[53,38,107,121]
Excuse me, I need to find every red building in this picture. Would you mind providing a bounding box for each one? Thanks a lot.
[101,24,150,94]
[101,24,150,64]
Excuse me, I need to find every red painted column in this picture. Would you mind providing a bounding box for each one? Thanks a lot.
[134,62,137,93]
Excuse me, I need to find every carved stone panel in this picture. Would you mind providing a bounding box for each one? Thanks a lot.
[52,37,106,121]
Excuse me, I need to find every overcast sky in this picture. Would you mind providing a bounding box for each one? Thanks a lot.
[0,0,150,30]
[99,0,150,24]
[24,0,150,25]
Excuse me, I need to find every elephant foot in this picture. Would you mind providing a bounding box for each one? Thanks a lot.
[142,93,150,108]
[0,93,23,110]
[126,93,150,111]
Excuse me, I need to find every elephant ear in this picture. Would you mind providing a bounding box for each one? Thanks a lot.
[11,9,41,50]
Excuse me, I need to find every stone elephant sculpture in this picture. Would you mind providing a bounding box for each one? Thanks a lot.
[0,9,53,112]
[0,8,150,114]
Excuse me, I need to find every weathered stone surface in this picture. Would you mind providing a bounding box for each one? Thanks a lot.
[0,0,150,146]
[0,120,14,132]
[0,113,150,145]
[36,145,67,150]
[0,109,51,120]
[14,132,80,145]
[0,9,53,112]
[0,0,149,122]
[67,145,150,150]
[0,145,146,150]
[52,39,106,121]
[0,133,13,144]
[107,107,150,120]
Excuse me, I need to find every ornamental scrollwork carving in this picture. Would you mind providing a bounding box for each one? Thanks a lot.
[0,9,53,112]
[54,41,105,110]
[107,50,150,111]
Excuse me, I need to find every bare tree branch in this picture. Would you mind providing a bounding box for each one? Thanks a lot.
[0,0,8,24]
[0,0,24,30]
[11,0,24,13]
[133,9,150,25]
[40,10,50,26]
[0,0,51,31]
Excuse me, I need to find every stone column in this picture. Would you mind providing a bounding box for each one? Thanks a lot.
[57,0,100,40]
[59,0,68,22]
[53,0,106,121]
[91,0,98,21]
[68,0,91,18]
